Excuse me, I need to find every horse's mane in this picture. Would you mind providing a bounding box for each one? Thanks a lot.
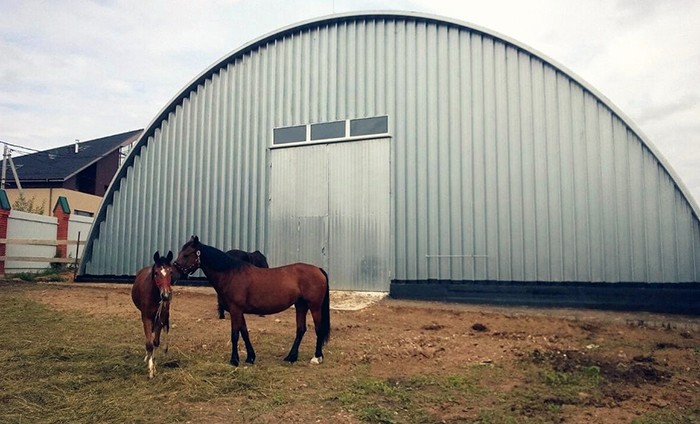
[198,242,251,273]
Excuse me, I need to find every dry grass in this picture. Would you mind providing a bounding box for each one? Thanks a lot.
[1,281,698,424]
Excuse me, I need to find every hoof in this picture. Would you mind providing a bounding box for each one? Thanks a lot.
[245,357,255,365]
[310,356,323,365]
[230,359,239,367]
[283,355,298,363]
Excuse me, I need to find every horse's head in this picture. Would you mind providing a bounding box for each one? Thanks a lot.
[152,250,174,302]
[173,235,201,275]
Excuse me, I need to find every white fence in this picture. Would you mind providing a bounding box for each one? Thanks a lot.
[1,210,93,274]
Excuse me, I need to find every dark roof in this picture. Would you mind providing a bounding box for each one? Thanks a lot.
[12,129,142,182]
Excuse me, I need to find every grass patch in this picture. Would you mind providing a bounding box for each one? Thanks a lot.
[8,268,68,282]
[330,368,493,423]
[631,408,700,424]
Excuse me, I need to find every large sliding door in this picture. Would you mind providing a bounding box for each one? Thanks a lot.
[269,138,390,291]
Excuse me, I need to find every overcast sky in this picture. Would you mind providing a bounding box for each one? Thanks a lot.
[1,0,699,201]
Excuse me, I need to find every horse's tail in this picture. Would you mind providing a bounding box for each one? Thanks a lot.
[319,268,331,345]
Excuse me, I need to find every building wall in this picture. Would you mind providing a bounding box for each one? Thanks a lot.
[94,150,120,196]
[4,188,102,217]
[79,12,700,284]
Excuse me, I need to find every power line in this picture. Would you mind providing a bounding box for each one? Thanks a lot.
[0,140,41,154]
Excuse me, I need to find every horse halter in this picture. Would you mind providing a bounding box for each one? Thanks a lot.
[175,249,201,275]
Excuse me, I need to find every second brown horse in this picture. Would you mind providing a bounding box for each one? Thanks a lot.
[174,236,330,366]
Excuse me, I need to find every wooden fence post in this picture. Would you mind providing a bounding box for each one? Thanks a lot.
[53,196,71,259]
[0,189,11,277]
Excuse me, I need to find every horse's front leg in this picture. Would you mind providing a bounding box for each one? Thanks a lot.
[217,294,226,319]
[141,315,156,379]
[239,315,256,364]
[153,304,170,353]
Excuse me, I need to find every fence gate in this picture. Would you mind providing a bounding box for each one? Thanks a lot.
[268,138,390,291]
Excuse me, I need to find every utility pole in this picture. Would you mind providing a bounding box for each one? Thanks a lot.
[1,143,23,192]
[1,144,7,189]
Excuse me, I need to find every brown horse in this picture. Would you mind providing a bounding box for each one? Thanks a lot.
[132,251,174,378]
[174,236,330,366]
[217,249,270,319]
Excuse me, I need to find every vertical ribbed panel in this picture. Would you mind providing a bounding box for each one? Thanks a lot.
[82,13,700,285]
[327,140,390,290]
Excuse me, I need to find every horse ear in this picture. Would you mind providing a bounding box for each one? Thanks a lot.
[166,250,173,262]
[153,251,160,262]
[191,235,200,246]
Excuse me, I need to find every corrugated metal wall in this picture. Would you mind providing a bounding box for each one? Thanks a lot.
[80,12,700,285]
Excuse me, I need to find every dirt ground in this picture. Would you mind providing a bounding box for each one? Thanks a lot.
[24,281,700,422]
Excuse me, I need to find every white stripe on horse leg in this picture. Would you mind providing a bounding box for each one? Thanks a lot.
[310,356,323,365]
[148,355,155,379]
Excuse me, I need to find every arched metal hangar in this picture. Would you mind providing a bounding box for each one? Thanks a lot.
[77,11,700,314]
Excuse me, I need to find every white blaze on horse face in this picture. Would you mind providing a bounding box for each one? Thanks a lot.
[310,356,323,365]
[159,268,168,277]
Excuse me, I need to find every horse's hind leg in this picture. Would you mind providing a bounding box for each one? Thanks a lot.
[229,308,250,367]
[310,307,324,364]
[284,300,308,363]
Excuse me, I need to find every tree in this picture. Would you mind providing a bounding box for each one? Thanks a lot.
[12,192,46,215]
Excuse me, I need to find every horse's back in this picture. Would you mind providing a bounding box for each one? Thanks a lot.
[269,262,327,297]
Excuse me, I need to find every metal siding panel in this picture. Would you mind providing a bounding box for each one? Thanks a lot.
[675,192,693,281]
[393,21,408,280]
[482,36,500,280]
[494,42,511,280]
[416,21,430,280]
[506,46,524,281]
[627,135,647,280]
[544,66,563,280]
[584,95,604,281]
[598,107,618,280]
[152,129,164,258]
[404,21,419,280]
[659,167,677,281]
[436,24,452,279]
[613,119,632,280]
[571,85,591,281]
[470,34,488,280]
[692,216,700,281]
[422,25,442,279]
[643,148,663,281]
[519,52,538,281]
[448,27,465,280]
[531,58,551,281]
[556,73,577,280]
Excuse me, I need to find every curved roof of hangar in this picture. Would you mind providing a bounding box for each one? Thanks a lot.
[115,10,699,217]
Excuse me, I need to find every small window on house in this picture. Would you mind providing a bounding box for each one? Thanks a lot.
[350,116,388,137]
[311,121,345,140]
[74,210,94,217]
[273,125,306,144]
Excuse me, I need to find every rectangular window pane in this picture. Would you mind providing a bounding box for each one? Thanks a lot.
[311,121,345,140]
[350,116,388,137]
[274,125,306,144]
